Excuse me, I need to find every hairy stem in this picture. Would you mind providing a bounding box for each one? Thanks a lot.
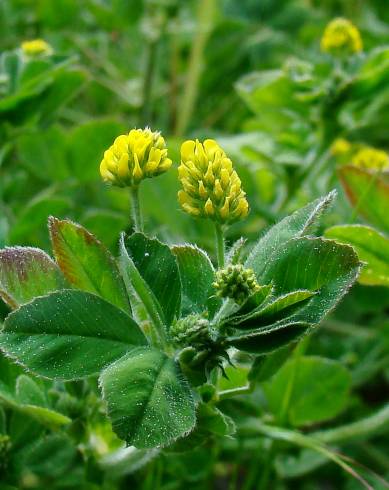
[214,222,225,268]
[130,186,143,232]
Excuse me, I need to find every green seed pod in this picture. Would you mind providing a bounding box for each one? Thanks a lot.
[213,264,260,305]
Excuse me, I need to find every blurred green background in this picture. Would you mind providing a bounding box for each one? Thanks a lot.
[1,1,389,489]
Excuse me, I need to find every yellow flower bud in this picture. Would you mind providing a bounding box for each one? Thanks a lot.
[321,18,363,56]
[21,39,52,57]
[178,139,249,224]
[100,128,172,187]
[331,138,352,157]
[351,146,389,170]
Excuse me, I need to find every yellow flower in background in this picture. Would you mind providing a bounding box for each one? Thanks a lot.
[21,39,52,56]
[100,128,172,187]
[178,139,249,224]
[331,138,352,157]
[352,146,389,170]
[321,18,363,56]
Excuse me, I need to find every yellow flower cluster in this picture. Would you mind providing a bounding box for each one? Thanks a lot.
[321,18,363,56]
[178,139,249,224]
[352,146,389,170]
[21,39,52,56]
[100,128,172,187]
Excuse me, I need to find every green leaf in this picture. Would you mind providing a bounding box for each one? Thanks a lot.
[172,245,214,315]
[16,126,69,182]
[100,347,195,448]
[125,233,181,325]
[196,403,235,436]
[245,191,336,280]
[119,235,167,347]
[248,346,290,383]
[232,290,316,329]
[227,321,311,354]
[17,434,82,483]
[68,119,125,182]
[0,247,66,309]
[0,290,146,380]
[218,365,250,393]
[260,237,361,324]
[16,375,47,407]
[228,237,360,353]
[263,356,351,426]
[49,217,130,313]
[338,165,389,234]
[0,377,70,428]
[10,194,71,246]
[325,224,389,287]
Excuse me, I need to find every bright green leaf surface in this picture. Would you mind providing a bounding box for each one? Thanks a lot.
[49,217,130,313]
[263,356,351,426]
[0,290,146,380]
[325,224,389,287]
[100,347,195,448]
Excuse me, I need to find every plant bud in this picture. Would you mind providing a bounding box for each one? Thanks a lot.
[213,264,260,305]
[21,39,52,56]
[321,18,362,57]
[170,314,214,347]
[100,128,172,187]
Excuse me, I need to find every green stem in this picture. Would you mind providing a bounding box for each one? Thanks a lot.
[140,38,158,127]
[218,385,252,400]
[313,402,389,444]
[174,0,216,136]
[130,186,143,232]
[214,222,225,268]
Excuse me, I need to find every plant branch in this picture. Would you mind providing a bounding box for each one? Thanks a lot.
[130,186,143,232]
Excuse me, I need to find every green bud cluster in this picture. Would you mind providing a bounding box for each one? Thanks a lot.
[213,264,260,305]
[170,314,214,347]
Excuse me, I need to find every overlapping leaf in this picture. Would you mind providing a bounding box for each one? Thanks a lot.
[49,218,130,313]
[0,290,146,380]
[124,233,181,325]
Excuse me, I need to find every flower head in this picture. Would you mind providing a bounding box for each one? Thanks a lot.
[331,138,352,157]
[352,146,389,170]
[213,264,260,305]
[21,39,52,56]
[100,128,172,187]
[178,139,249,224]
[321,18,362,56]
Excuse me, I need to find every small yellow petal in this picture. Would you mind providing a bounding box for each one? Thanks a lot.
[219,197,230,220]
[198,180,208,199]
[132,154,143,183]
[214,179,224,200]
[117,153,130,180]
[181,140,196,161]
[204,198,214,216]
